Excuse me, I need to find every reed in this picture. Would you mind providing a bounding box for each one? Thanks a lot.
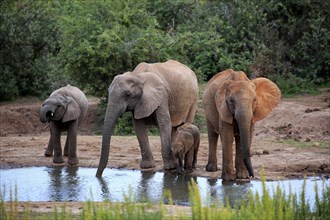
[1,172,329,220]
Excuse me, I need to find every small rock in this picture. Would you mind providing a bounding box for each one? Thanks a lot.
[313,142,320,147]
[263,150,270,155]
[294,137,300,142]
[305,108,313,113]
[305,138,311,142]
[0,132,7,137]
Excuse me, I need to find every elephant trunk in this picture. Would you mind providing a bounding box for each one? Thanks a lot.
[39,105,55,123]
[96,103,125,177]
[236,113,254,178]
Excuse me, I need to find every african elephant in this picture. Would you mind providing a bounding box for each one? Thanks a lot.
[203,69,281,181]
[39,85,88,165]
[96,60,199,177]
[171,122,200,174]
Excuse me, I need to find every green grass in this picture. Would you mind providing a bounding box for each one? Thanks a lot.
[280,139,330,149]
[1,172,330,219]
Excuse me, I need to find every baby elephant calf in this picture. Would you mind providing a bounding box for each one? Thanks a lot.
[171,122,200,174]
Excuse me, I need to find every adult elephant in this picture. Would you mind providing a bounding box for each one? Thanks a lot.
[203,69,281,181]
[39,85,88,165]
[96,60,199,177]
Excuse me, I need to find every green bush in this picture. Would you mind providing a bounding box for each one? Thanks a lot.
[276,73,319,97]
[1,0,329,101]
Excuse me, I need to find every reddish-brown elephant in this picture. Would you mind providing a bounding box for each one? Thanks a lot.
[203,69,281,181]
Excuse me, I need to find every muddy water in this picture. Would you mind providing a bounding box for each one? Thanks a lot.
[0,166,328,208]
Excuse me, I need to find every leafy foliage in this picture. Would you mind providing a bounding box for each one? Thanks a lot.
[1,0,329,101]
[0,0,68,101]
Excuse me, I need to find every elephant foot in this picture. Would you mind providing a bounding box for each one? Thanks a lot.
[64,151,69,157]
[221,173,236,181]
[68,156,79,165]
[140,159,156,169]
[206,161,218,172]
[184,168,193,174]
[176,168,183,175]
[44,149,53,157]
[163,160,176,170]
[236,169,250,179]
[53,156,64,164]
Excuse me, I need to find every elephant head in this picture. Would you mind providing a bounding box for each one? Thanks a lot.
[40,94,81,123]
[215,72,281,177]
[96,71,166,177]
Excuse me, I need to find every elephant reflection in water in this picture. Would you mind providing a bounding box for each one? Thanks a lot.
[207,179,251,207]
[136,171,157,202]
[47,166,79,201]
[163,173,197,205]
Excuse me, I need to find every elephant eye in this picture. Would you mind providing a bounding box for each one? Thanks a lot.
[125,91,131,98]
[57,104,61,107]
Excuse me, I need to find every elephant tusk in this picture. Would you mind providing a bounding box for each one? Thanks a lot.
[43,123,50,130]
[51,112,54,117]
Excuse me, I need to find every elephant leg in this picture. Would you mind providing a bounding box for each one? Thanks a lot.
[155,106,175,170]
[235,134,249,179]
[176,155,184,174]
[64,135,69,157]
[67,120,79,165]
[50,122,64,163]
[184,149,194,174]
[192,140,199,169]
[206,121,218,171]
[45,134,53,157]
[220,122,235,181]
[133,118,155,169]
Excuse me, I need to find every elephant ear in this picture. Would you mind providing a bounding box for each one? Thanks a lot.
[252,78,281,122]
[62,96,81,123]
[215,81,233,124]
[134,72,165,119]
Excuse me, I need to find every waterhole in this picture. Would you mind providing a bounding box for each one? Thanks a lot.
[0,166,328,208]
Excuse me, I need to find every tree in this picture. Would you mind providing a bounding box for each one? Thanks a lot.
[0,0,64,101]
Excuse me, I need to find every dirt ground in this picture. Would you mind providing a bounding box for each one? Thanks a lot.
[1,88,330,214]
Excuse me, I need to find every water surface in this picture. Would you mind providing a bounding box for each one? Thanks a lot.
[1,166,328,208]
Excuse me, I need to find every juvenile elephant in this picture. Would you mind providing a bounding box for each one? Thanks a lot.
[203,69,281,181]
[171,122,200,174]
[96,60,199,177]
[39,85,88,165]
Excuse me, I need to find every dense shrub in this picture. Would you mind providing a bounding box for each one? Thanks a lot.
[1,0,329,101]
